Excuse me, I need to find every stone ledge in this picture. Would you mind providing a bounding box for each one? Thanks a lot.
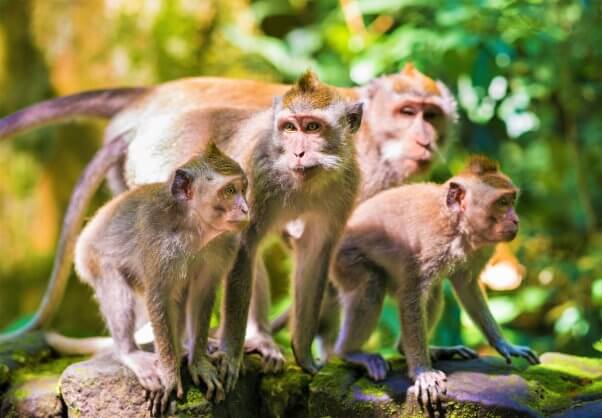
[1,335,601,418]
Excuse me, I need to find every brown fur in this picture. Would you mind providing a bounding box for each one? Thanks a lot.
[75,146,249,414]
[331,156,537,412]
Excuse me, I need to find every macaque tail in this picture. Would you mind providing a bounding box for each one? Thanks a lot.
[271,308,290,334]
[45,332,114,355]
[0,87,147,139]
[0,133,130,343]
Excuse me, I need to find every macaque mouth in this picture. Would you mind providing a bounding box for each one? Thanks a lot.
[291,164,321,179]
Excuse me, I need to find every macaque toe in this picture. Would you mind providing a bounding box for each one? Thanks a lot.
[411,369,447,415]
[430,345,478,362]
[211,351,241,393]
[244,333,285,374]
[188,355,224,401]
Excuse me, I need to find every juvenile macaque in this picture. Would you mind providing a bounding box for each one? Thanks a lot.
[0,65,454,373]
[74,143,249,415]
[331,156,539,412]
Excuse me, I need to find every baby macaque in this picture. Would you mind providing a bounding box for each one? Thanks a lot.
[332,156,539,413]
[74,143,249,415]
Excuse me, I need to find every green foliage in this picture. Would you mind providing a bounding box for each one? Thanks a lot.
[0,0,600,357]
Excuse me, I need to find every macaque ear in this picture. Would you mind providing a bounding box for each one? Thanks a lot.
[346,102,364,134]
[446,181,465,212]
[171,169,194,201]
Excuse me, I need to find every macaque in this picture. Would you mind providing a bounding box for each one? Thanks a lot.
[0,65,454,374]
[74,143,249,415]
[53,72,361,387]
[331,156,539,412]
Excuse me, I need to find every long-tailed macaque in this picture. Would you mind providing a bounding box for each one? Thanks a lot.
[58,72,361,385]
[331,156,539,412]
[74,143,249,415]
[0,65,454,373]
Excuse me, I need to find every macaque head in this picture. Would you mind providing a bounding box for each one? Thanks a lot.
[446,156,519,247]
[271,70,363,185]
[364,62,458,181]
[171,142,249,232]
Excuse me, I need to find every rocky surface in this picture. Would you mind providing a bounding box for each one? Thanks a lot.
[1,334,602,417]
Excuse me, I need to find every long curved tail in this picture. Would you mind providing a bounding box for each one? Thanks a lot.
[0,87,147,139]
[0,133,130,343]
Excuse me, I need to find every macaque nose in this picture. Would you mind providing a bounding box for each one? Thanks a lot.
[294,151,305,158]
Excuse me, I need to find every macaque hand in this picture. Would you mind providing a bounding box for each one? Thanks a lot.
[149,365,183,417]
[408,368,447,417]
[492,340,539,365]
[211,350,243,394]
[188,353,225,402]
[244,332,286,374]
[292,345,321,375]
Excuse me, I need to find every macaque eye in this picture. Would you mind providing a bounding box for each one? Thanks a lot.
[399,106,417,116]
[424,110,441,121]
[305,121,321,132]
[497,197,510,207]
[284,122,297,132]
[224,184,236,196]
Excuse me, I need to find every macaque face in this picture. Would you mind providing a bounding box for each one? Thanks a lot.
[369,88,446,179]
[197,174,249,232]
[486,191,519,242]
[272,102,361,185]
[276,112,333,181]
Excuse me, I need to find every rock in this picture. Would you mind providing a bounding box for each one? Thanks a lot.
[1,376,63,418]
[1,346,597,418]
[60,351,265,418]
[0,356,82,418]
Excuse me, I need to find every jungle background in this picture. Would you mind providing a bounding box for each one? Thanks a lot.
[0,0,600,359]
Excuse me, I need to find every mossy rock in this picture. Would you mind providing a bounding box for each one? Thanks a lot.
[0,332,52,387]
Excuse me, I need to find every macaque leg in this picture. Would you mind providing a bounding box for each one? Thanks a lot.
[425,283,478,362]
[290,221,339,374]
[94,269,161,394]
[315,282,341,360]
[333,271,388,381]
[245,256,285,373]
[185,274,224,402]
[146,282,184,416]
[398,281,447,413]
[450,272,539,365]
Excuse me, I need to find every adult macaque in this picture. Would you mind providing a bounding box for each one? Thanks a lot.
[331,156,539,412]
[55,72,361,385]
[74,143,249,415]
[0,65,454,373]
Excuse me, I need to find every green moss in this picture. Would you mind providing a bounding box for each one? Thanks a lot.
[11,355,86,386]
[520,362,602,414]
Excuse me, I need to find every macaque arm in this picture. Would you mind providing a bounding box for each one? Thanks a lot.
[145,282,183,396]
[449,270,505,346]
[398,283,432,377]
[217,223,261,391]
[290,220,339,374]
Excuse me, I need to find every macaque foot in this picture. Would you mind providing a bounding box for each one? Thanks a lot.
[188,354,225,402]
[244,332,285,373]
[147,364,183,417]
[120,351,162,393]
[409,368,447,417]
[342,351,390,381]
[212,351,242,394]
[430,345,478,362]
[492,340,540,365]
